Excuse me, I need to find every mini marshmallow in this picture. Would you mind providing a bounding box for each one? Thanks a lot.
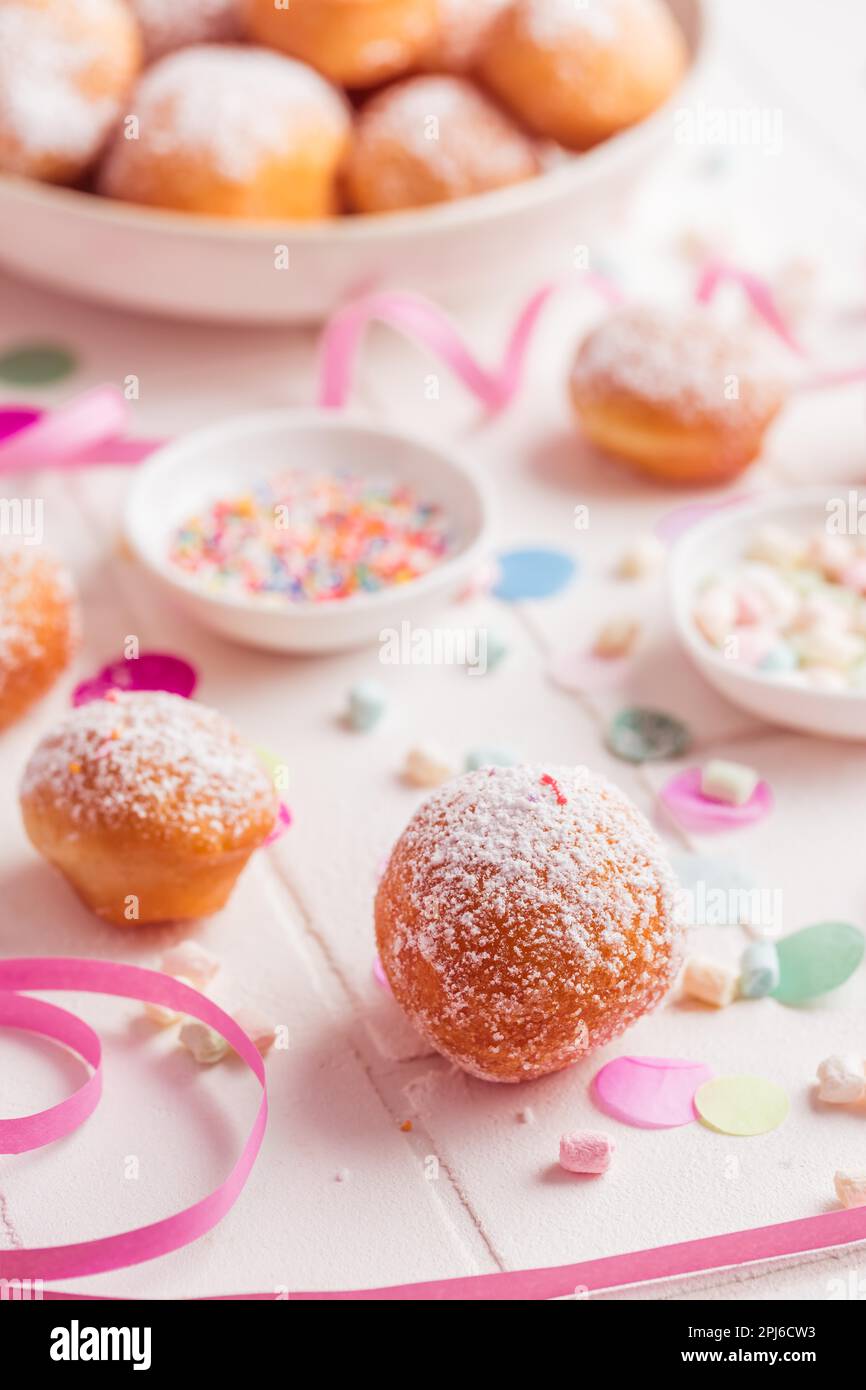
[179,1020,228,1065]
[792,593,851,634]
[816,1055,866,1104]
[403,744,455,788]
[739,942,780,999]
[694,584,737,647]
[161,940,221,990]
[617,533,666,580]
[758,642,798,675]
[746,523,805,569]
[559,1130,615,1175]
[233,1005,278,1057]
[700,759,760,807]
[795,628,864,669]
[347,679,387,732]
[842,558,866,595]
[682,956,738,1008]
[834,1169,866,1209]
[807,532,853,581]
[738,564,799,626]
[143,975,195,1027]
[593,617,641,660]
[804,665,848,691]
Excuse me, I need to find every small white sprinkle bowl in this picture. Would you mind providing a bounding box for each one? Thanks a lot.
[124,408,491,654]
[670,487,866,741]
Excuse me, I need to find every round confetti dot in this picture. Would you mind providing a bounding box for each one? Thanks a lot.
[607,707,691,763]
[493,548,576,602]
[593,1056,712,1129]
[772,921,864,1005]
[0,406,41,442]
[659,767,773,831]
[72,652,198,705]
[0,344,77,386]
[694,1075,789,1137]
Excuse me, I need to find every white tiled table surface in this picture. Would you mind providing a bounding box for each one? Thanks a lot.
[2,0,866,1300]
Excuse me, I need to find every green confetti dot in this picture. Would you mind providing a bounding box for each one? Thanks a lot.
[772,921,864,1005]
[0,344,77,386]
[606,707,692,764]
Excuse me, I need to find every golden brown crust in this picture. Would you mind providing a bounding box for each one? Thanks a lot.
[479,0,687,150]
[375,765,681,1082]
[244,0,439,89]
[20,690,278,925]
[0,546,78,729]
[345,75,539,213]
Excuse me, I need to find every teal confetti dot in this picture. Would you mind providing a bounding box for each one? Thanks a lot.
[0,344,77,386]
[607,707,692,764]
[772,921,864,1005]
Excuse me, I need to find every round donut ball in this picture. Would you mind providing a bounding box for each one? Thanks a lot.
[20,690,279,925]
[244,0,439,89]
[479,0,687,150]
[98,44,351,219]
[129,0,242,61]
[346,75,539,214]
[570,306,787,485]
[0,545,78,730]
[421,0,510,74]
[0,0,142,183]
[375,764,680,1083]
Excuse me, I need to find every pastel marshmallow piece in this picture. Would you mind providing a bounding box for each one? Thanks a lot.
[730,628,775,666]
[807,532,853,580]
[792,593,851,633]
[617,533,666,580]
[682,956,738,1008]
[559,1130,615,1175]
[758,642,798,675]
[143,975,195,1027]
[593,617,641,659]
[739,942,780,999]
[232,1005,278,1057]
[161,940,221,989]
[694,584,737,647]
[403,744,455,788]
[347,679,387,732]
[700,759,760,806]
[179,1020,229,1065]
[817,1054,866,1104]
[842,558,866,594]
[746,523,805,568]
[796,628,864,669]
[834,1169,866,1209]
[738,564,799,626]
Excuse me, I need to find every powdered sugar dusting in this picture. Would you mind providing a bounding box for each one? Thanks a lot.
[130,0,241,60]
[0,546,76,698]
[21,691,277,851]
[376,764,680,1082]
[519,0,621,47]
[118,45,348,183]
[427,0,510,71]
[571,306,788,428]
[0,0,128,172]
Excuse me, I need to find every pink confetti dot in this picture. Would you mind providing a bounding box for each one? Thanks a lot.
[659,767,773,832]
[593,1055,713,1128]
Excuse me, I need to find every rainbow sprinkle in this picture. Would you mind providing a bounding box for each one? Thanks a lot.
[169,470,454,604]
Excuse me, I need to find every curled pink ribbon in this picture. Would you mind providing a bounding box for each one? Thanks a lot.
[0,386,161,474]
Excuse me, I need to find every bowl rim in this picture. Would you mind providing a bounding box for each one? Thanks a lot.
[670,485,866,703]
[0,0,708,244]
[123,406,493,623]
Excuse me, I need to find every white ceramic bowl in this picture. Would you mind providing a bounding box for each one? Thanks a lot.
[0,0,705,324]
[124,408,491,653]
[670,488,866,741]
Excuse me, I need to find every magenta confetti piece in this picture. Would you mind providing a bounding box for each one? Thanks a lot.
[660,767,773,832]
[373,956,392,994]
[548,648,633,695]
[0,406,42,442]
[263,802,293,847]
[73,652,198,705]
[593,1055,713,1129]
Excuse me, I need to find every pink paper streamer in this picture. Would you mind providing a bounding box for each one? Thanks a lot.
[694,258,806,356]
[0,387,160,473]
[317,277,623,411]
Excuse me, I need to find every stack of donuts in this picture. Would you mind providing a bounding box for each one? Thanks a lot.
[0,0,687,219]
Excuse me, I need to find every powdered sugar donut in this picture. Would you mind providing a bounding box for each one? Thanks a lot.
[421,0,510,74]
[20,691,278,925]
[479,0,687,150]
[129,0,241,61]
[0,545,78,730]
[244,0,439,89]
[570,306,787,484]
[0,0,142,183]
[375,764,680,1082]
[345,75,539,213]
[98,44,350,218]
